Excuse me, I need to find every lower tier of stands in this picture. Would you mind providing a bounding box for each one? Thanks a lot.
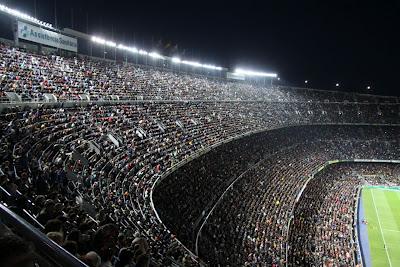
[1,101,400,266]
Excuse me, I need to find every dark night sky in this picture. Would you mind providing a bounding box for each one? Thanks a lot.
[4,0,400,95]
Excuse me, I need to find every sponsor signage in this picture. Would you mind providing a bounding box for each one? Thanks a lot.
[18,21,77,52]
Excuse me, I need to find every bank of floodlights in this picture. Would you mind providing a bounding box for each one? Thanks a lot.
[181,60,202,67]
[1,3,282,76]
[234,68,278,78]
[91,35,223,71]
[148,52,164,59]
[0,3,53,29]
[178,60,222,70]
[171,57,182,63]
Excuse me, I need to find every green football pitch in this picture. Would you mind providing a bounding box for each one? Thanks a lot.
[362,187,400,267]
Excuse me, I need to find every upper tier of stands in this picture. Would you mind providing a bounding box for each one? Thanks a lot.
[0,43,397,103]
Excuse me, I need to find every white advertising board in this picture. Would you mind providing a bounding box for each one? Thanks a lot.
[18,21,77,52]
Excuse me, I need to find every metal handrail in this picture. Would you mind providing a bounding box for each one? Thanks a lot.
[0,203,88,267]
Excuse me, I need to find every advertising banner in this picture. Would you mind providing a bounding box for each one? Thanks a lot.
[18,21,77,52]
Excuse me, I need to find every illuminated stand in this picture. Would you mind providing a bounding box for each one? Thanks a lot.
[0,3,278,83]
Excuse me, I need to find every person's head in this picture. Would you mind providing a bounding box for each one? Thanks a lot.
[0,234,35,267]
[54,203,64,213]
[35,195,46,206]
[44,219,63,234]
[47,231,64,245]
[43,199,55,211]
[118,233,126,247]
[81,251,101,267]
[131,237,149,255]
[93,223,119,260]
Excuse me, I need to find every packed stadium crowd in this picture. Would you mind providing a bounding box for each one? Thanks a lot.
[169,126,400,266]
[288,163,400,267]
[1,41,400,267]
[1,42,399,103]
[0,42,289,101]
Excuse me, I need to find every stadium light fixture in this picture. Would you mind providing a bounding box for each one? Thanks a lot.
[182,60,202,67]
[367,86,371,90]
[234,68,278,78]
[171,57,181,64]
[277,77,281,81]
[1,4,231,73]
[202,64,219,70]
[0,3,53,29]
[118,44,128,50]
[90,34,223,71]
[174,58,221,70]
[149,52,164,59]
[105,41,116,47]
[305,80,308,84]
[91,36,117,48]
[335,83,340,87]
[91,35,223,71]
[91,36,106,45]
[118,44,138,54]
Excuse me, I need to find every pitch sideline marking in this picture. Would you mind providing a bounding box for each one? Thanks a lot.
[371,189,392,267]
[382,228,400,233]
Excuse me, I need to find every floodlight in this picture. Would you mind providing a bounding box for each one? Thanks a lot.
[118,44,128,50]
[182,60,202,67]
[105,41,116,47]
[91,35,223,71]
[234,68,277,78]
[335,83,340,87]
[149,52,164,59]
[202,64,217,70]
[91,36,106,45]
[172,57,182,63]
[0,4,53,28]
[129,47,138,53]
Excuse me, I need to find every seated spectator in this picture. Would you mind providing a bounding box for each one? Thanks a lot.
[47,231,64,245]
[81,251,102,267]
[44,219,64,235]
